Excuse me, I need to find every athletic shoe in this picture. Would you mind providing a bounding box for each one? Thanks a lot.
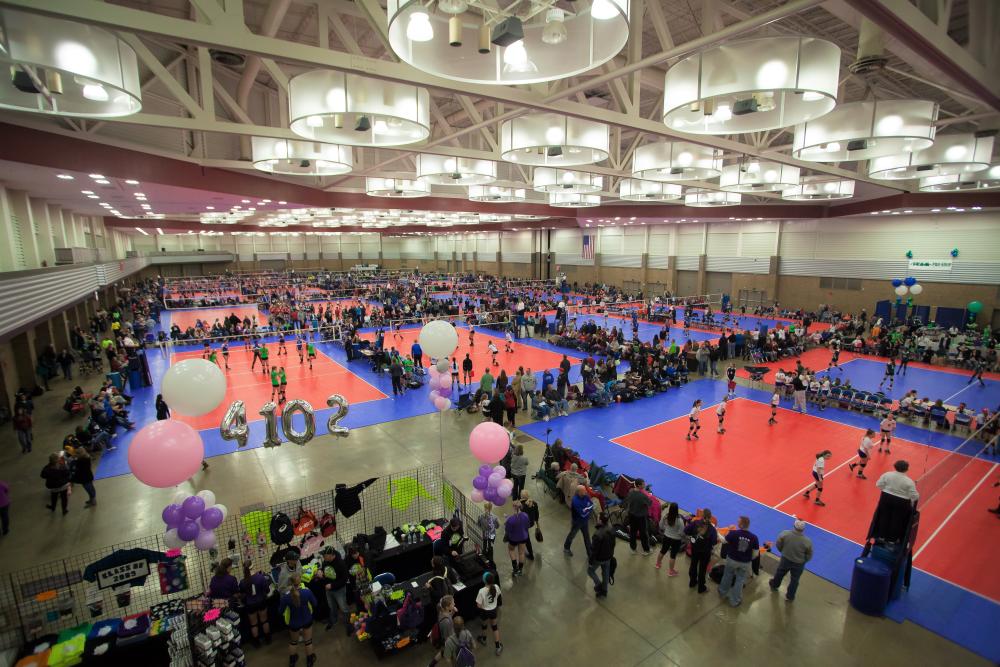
[802,491,810,499]
[631,549,639,556]
[858,474,867,479]
[693,434,699,439]
[686,435,691,441]
[642,551,651,557]
[496,642,504,656]
[667,569,679,577]
[477,635,487,646]
[655,562,662,569]
[563,549,573,557]
[814,499,826,506]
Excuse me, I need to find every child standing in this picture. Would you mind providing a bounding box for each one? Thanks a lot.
[279,367,288,404]
[878,358,896,391]
[686,400,702,441]
[716,397,728,434]
[726,364,737,399]
[221,341,229,370]
[306,341,316,370]
[270,367,280,401]
[259,344,270,374]
[296,337,304,364]
[488,341,499,367]
[803,450,832,506]
[504,330,514,353]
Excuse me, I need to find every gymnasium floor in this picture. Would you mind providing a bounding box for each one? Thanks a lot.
[520,382,1000,663]
[89,303,1000,662]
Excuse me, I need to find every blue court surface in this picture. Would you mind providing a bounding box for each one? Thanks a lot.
[518,381,1000,663]
[820,357,999,413]
[548,312,719,345]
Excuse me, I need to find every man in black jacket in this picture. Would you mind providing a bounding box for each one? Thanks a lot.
[587,512,616,598]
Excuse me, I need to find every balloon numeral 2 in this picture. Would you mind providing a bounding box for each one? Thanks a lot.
[219,394,350,448]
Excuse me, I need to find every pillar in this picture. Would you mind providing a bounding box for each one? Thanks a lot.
[0,187,18,271]
[51,312,71,351]
[667,256,678,295]
[34,320,54,355]
[30,199,56,267]
[10,332,38,390]
[769,256,780,305]
[7,189,40,268]
[696,255,707,296]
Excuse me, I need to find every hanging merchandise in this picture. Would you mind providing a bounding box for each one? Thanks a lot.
[84,584,103,619]
[388,477,435,511]
[269,512,295,545]
[319,511,336,537]
[293,507,318,536]
[157,551,189,595]
[335,478,379,518]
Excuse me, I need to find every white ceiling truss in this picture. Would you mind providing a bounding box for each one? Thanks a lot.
[0,0,998,207]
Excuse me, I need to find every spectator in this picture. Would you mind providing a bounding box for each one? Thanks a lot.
[718,516,760,607]
[563,485,594,558]
[509,445,529,499]
[504,500,531,577]
[444,615,475,665]
[519,490,541,561]
[428,595,457,667]
[625,479,652,556]
[587,512,616,598]
[318,547,351,634]
[155,394,170,420]
[278,574,317,667]
[41,453,71,515]
[769,520,813,602]
[685,509,717,594]
[476,502,500,560]
[655,502,685,576]
[12,407,32,454]
[71,448,97,507]
[240,563,273,647]
[208,558,240,601]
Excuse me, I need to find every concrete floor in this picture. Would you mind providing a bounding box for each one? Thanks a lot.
[0,368,989,667]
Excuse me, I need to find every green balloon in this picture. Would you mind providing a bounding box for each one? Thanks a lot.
[967,301,983,314]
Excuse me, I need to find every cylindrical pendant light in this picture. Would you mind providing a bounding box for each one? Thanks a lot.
[387,0,628,85]
[251,137,353,176]
[548,192,600,207]
[781,177,855,200]
[632,141,722,181]
[0,8,142,117]
[868,133,994,180]
[792,100,938,162]
[533,168,603,193]
[468,185,527,202]
[663,36,840,134]
[684,189,741,207]
[415,154,496,185]
[289,71,430,146]
[500,114,609,166]
[918,164,1000,192]
[618,179,683,201]
[720,159,800,192]
[365,176,431,197]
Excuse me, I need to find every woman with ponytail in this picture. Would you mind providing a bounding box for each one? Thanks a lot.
[803,450,833,507]
[279,574,318,667]
[475,571,503,655]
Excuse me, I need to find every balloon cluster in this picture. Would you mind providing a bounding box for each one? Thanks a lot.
[161,490,228,551]
[967,301,983,315]
[471,464,513,505]
[419,320,460,413]
[468,422,512,504]
[891,277,923,298]
[130,358,227,487]
[427,360,453,412]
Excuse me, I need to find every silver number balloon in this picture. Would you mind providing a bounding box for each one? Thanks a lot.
[219,400,249,448]
[281,399,316,446]
[326,394,350,438]
[258,402,283,448]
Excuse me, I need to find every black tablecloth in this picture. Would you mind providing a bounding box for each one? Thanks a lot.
[370,537,434,582]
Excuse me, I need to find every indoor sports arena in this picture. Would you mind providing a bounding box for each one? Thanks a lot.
[0,1,999,665]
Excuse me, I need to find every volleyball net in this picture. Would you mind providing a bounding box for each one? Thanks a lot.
[916,413,998,507]
[388,310,515,335]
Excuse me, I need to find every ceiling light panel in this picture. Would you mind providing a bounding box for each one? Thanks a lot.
[251,137,353,176]
[500,113,609,166]
[632,141,722,182]
[415,154,497,185]
[868,133,994,180]
[532,167,603,193]
[793,99,938,162]
[618,179,683,201]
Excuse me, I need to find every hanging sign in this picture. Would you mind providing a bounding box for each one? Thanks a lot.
[908,259,952,271]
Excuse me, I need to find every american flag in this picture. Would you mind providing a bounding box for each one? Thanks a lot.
[582,234,594,259]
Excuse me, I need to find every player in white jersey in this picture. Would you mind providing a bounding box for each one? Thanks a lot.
[716,398,728,434]
[848,429,876,479]
[879,414,897,453]
[686,400,702,441]
[803,450,833,506]
[768,391,780,425]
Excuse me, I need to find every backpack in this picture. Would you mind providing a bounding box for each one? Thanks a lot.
[293,508,318,536]
[428,620,443,648]
[455,638,476,667]
[270,512,294,545]
[396,593,424,629]
[319,512,336,538]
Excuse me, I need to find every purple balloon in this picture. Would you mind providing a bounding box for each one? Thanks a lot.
[483,488,498,504]
[472,475,489,491]
[194,528,217,551]
[492,465,506,478]
[438,386,452,399]
[177,518,200,542]
[479,464,493,478]
[182,495,205,519]
[161,504,183,528]
[488,472,504,488]
[200,506,224,530]
[494,493,508,506]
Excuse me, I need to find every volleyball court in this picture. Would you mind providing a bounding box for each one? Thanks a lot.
[612,395,999,602]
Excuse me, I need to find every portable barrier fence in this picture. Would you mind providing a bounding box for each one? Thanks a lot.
[0,463,481,660]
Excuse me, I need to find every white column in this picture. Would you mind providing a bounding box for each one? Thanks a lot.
[8,189,41,268]
[31,198,56,266]
[0,187,18,271]
[48,205,68,248]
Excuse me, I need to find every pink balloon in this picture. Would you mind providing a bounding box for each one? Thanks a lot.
[497,479,514,497]
[434,375,449,390]
[128,420,205,488]
[470,489,484,503]
[492,465,506,477]
[428,366,439,377]
[434,396,450,411]
[469,422,510,464]
[429,389,441,401]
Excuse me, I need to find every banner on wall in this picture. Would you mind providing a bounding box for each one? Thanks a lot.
[908,259,952,271]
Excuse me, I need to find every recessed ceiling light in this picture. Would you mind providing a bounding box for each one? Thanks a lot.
[135,227,149,235]
[241,199,251,203]
[81,190,93,195]
[125,179,139,185]
[947,206,956,210]
[870,211,878,215]
[903,210,913,213]
[89,174,104,179]
[931,208,941,212]
[971,206,981,210]
[87,194,99,199]
[57,174,74,180]
[278,200,287,205]
[890,211,900,215]
[881,209,889,213]
[206,206,215,210]
[134,192,145,197]
[955,208,965,212]
[95,179,110,185]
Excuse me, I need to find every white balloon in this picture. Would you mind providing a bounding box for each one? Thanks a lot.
[909,283,923,295]
[894,285,908,296]
[418,320,459,359]
[163,528,186,550]
[196,490,216,506]
[214,503,228,520]
[161,358,227,416]
[172,490,189,506]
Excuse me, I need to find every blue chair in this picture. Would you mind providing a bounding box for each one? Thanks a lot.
[372,572,396,588]
[929,406,948,428]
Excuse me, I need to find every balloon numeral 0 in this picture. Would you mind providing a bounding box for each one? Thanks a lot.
[281,399,315,446]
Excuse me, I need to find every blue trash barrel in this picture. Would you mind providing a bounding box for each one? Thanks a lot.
[850,557,892,616]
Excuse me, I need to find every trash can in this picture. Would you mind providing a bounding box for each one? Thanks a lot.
[849,557,891,616]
